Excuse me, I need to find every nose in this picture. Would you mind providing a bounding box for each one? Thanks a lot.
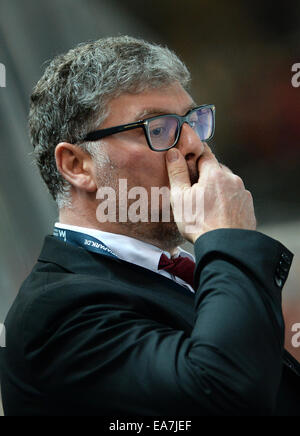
[176,122,205,162]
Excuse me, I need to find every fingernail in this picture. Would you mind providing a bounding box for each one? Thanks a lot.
[167,149,179,163]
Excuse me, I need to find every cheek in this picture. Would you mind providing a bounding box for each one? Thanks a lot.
[112,147,169,187]
[133,153,169,188]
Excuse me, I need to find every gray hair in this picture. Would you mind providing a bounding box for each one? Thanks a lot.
[29,36,191,208]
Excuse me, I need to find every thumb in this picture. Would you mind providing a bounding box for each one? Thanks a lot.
[166,148,191,191]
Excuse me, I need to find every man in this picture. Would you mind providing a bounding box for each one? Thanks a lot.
[1,36,299,416]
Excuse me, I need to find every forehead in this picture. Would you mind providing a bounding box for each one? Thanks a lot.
[102,82,195,128]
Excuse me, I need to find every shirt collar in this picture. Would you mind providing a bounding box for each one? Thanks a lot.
[54,223,194,273]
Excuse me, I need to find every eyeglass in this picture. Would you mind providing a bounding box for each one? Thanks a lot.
[83,104,215,152]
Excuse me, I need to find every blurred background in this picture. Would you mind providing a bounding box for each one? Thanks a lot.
[0,0,300,415]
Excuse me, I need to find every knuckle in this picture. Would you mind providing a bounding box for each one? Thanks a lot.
[169,167,187,179]
[245,190,253,200]
[221,164,233,173]
[233,175,244,187]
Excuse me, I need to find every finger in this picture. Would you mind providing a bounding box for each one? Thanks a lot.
[197,144,220,176]
[166,148,191,191]
[219,164,233,174]
[203,143,218,160]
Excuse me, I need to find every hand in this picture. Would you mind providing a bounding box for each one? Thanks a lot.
[166,145,257,244]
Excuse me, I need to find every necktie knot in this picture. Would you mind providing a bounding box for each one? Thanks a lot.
[158,253,195,290]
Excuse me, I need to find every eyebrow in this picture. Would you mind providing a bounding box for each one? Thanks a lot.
[134,103,197,121]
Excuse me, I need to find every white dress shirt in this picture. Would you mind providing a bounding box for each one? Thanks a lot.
[55,223,195,294]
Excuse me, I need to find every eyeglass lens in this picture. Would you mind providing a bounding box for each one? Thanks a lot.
[148,107,213,150]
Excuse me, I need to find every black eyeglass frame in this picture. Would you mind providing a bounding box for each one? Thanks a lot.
[83,104,216,152]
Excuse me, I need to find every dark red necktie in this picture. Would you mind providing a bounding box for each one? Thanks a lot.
[158,253,196,290]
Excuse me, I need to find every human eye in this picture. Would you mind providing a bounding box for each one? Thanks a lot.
[189,114,198,130]
[151,126,166,137]
[149,121,168,138]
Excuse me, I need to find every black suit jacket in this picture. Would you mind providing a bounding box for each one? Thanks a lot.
[1,229,300,416]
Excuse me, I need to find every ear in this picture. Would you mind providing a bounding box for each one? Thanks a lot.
[55,143,98,193]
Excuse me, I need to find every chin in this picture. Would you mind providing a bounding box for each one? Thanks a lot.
[128,220,185,251]
[151,221,185,249]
